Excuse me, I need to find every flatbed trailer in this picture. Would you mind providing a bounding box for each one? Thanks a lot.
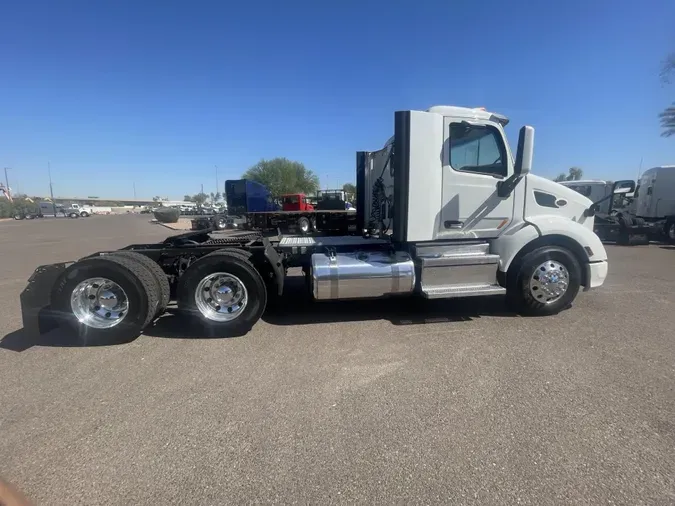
[19,105,612,345]
[246,209,358,235]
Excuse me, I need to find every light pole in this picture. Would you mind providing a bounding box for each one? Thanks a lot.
[3,167,11,198]
[48,161,57,215]
[215,165,219,197]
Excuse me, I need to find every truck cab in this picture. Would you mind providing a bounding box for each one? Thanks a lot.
[355,105,608,305]
[281,193,314,212]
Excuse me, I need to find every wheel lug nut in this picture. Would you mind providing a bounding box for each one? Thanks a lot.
[88,295,96,300]
[215,305,221,311]
[207,298,212,303]
[105,312,111,318]
[94,305,100,311]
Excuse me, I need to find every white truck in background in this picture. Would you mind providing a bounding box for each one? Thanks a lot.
[68,203,94,217]
[561,166,675,245]
[21,105,613,345]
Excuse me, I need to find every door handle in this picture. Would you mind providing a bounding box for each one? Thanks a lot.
[444,220,464,229]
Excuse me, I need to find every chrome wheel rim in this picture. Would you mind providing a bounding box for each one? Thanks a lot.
[195,272,248,322]
[529,260,569,304]
[71,277,129,329]
[299,220,309,232]
[669,224,675,241]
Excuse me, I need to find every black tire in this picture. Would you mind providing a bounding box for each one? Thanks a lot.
[51,255,159,345]
[617,214,634,228]
[297,216,311,235]
[108,251,170,318]
[69,212,79,218]
[177,250,267,336]
[13,214,23,220]
[665,221,675,245]
[507,246,582,316]
[80,211,90,217]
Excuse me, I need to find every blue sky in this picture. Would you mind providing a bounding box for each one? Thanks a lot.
[1,0,674,200]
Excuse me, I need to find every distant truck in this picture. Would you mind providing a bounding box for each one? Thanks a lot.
[561,166,675,245]
[68,203,94,217]
[281,193,314,212]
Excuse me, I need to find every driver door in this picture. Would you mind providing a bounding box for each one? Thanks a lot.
[440,118,515,239]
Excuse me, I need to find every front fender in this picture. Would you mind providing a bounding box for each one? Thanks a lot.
[527,215,607,262]
[494,216,607,273]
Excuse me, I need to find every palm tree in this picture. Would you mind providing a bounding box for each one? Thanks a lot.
[659,104,675,137]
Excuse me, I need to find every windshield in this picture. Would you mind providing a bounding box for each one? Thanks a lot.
[282,196,299,204]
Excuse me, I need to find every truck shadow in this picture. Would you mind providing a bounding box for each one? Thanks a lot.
[259,276,517,328]
[1,277,518,350]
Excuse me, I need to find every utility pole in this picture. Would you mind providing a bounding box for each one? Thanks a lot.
[215,165,219,197]
[3,167,11,200]
[48,161,56,215]
[201,183,204,195]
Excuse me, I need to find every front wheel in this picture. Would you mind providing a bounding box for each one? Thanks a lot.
[507,246,582,316]
[177,250,267,336]
[80,211,90,217]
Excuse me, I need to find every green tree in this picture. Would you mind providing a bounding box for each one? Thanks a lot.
[659,52,675,137]
[554,167,583,182]
[209,192,221,203]
[183,195,194,202]
[242,158,320,196]
[192,192,209,206]
[342,183,356,202]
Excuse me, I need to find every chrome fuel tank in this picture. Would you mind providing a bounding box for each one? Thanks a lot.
[311,251,415,300]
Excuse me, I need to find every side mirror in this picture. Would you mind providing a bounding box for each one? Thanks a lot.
[514,126,535,176]
[612,179,635,195]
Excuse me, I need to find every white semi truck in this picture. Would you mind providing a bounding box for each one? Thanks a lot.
[561,167,675,245]
[20,105,613,344]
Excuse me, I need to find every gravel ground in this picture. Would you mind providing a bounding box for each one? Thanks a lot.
[0,214,674,505]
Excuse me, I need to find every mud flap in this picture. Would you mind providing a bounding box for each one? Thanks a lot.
[262,238,285,296]
[20,263,70,336]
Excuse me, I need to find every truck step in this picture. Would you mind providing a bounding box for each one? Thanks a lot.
[414,241,490,258]
[421,283,506,299]
[417,253,500,267]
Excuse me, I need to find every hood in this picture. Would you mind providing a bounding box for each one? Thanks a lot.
[525,174,595,230]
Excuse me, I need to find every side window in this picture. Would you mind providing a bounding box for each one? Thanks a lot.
[449,123,507,177]
[567,185,592,197]
[647,186,653,196]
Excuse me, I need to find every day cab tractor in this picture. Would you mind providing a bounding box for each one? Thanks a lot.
[20,105,610,345]
[280,193,315,233]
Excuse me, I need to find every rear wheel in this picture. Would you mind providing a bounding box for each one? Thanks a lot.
[214,216,227,230]
[297,216,311,235]
[107,251,170,318]
[507,246,582,316]
[177,250,267,336]
[13,214,23,220]
[51,256,158,344]
[666,221,675,244]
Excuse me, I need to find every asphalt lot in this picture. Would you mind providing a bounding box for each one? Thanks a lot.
[1,214,674,505]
